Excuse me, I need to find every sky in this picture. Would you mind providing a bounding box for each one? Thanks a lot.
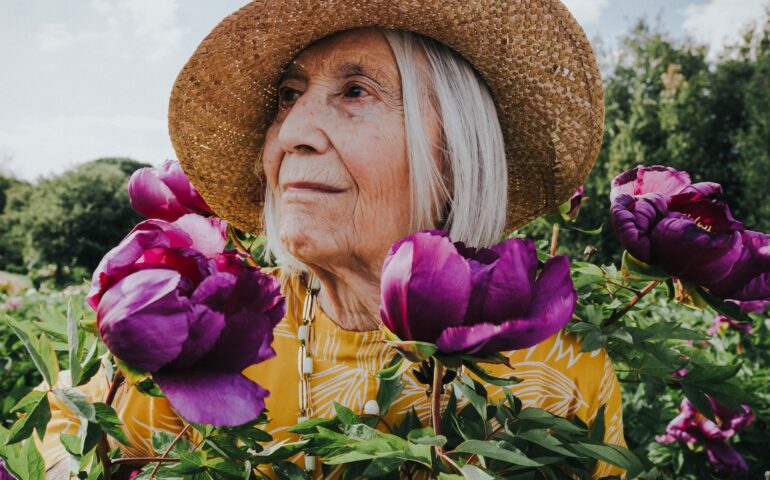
[1,0,767,182]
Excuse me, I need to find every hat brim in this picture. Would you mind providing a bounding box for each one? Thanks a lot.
[169,0,604,235]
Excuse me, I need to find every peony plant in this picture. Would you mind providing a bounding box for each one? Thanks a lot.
[2,161,767,479]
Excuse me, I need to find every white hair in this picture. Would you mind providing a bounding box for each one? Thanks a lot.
[263,28,508,272]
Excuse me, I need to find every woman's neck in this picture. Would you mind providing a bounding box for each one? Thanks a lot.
[310,266,381,332]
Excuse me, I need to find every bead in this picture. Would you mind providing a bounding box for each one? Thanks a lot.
[298,325,309,342]
[363,399,379,416]
[304,455,316,471]
[303,356,314,375]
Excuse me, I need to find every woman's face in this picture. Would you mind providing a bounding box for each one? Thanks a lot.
[262,28,413,275]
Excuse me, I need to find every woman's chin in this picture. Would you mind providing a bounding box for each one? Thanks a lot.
[279,221,337,265]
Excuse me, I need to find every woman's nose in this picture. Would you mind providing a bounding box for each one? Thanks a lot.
[277,89,332,155]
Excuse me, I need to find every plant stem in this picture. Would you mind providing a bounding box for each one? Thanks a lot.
[431,360,444,442]
[227,226,258,267]
[438,451,464,474]
[549,223,560,256]
[111,457,181,465]
[98,370,125,480]
[149,424,191,479]
[604,280,660,327]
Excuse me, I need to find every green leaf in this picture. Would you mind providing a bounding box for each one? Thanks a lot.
[67,301,82,386]
[116,357,150,385]
[6,390,51,444]
[680,363,742,385]
[272,460,310,479]
[621,251,671,281]
[8,438,46,480]
[579,330,607,352]
[38,333,60,388]
[333,401,361,425]
[696,287,753,322]
[457,372,488,422]
[515,429,576,457]
[53,387,96,422]
[207,457,248,478]
[460,464,496,479]
[565,224,603,236]
[589,405,606,443]
[407,427,447,447]
[93,402,130,446]
[4,316,54,387]
[152,430,192,456]
[136,377,165,397]
[682,384,716,422]
[59,432,81,456]
[376,356,406,416]
[463,361,520,387]
[567,442,644,478]
[454,440,545,467]
[289,417,338,435]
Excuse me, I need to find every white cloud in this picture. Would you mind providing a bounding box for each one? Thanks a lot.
[681,0,767,61]
[0,115,171,181]
[561,0,610,26]
[90,0,185,60]
[38,23,100,53]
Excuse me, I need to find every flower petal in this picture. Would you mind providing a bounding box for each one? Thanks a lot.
[172,214,227,257]
[154,369,268,426]
[87,226,174,309]
[437,255,575,354]
[651,214,743,285]
[381,232,471,343]
[482,239,538,323]
[610,194,667,263]
[200,269,285,371]
[610,165,691,201]
[128,167,189,221]
[704,441,749,477]
[480,255,576,354]
[168,272,236,369]
[708,230,770,301]
[97,269,190,372]
[157,159,212,215]
[435,322,504,354]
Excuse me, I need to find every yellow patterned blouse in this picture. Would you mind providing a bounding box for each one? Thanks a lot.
[39,271,626,478]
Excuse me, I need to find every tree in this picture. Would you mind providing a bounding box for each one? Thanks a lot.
[6,157,150,285]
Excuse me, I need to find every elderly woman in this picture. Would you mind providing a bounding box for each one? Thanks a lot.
[40,1,624,478]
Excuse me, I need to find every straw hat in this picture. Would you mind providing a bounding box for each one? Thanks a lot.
[169,0,604,235]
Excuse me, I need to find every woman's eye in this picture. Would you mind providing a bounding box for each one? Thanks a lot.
[278,87,300,105]
[344,84,368,98]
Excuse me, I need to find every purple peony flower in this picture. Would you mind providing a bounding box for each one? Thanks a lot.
[611,166,744,285]
[706,300,759,337]
[704,230,770,302]
[380,231,576,356]
[88,219,284,426]
[562,186,586,220]
[128,159,213,221]
[0,459,16,480]
[656,396,753,477]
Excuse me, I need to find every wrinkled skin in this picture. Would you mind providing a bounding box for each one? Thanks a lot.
[262,28,441,331]
[380,231,576,355]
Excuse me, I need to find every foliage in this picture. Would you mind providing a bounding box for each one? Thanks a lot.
[526,13,770,266]
[0,158,149,286]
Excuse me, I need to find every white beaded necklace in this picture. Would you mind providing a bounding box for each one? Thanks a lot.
[297,274,320,472]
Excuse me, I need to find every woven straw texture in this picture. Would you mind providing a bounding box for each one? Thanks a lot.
[168,0,604,235]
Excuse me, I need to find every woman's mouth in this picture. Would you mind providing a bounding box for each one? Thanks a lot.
[282,182,347,194]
